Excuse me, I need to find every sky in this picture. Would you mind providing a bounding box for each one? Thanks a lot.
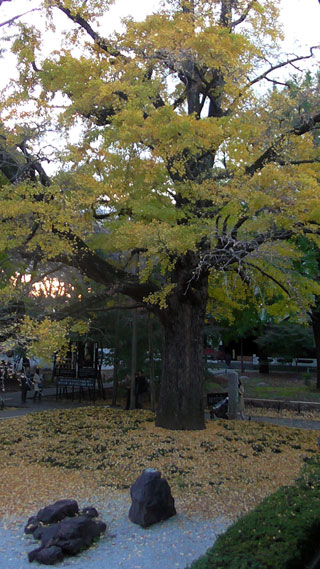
[0,0,319,50]
[0,0,319,92]
[280,0,319,48]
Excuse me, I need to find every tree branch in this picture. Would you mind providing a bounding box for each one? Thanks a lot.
[246,111,320,176]
[249,47,320,89]
[0,139,159,303]
[230,216,249,239]
[44,225,158,302]
[277,158,320,166]
[244,261,290,295]
[53,291,144,320]
[0,8,40,28]
[52,2,122,58]
[227,47,320,114]
[231,1,257,29]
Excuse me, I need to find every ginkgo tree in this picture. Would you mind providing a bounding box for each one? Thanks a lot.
[1,0,320,429]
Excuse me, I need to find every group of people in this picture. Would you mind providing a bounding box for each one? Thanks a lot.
[19,366,43,404]
[0,359,43,405]
[0,358,16,382]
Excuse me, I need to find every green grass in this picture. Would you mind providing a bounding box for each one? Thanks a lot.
[253,385,318,399]
[206,369,320,402]
[245,375,320,402]
[206,368,320,402]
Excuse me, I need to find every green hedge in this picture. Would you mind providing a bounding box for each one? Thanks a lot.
[187,455,320,569]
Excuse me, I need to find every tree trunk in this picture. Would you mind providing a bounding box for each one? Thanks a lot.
[155,282,208,430]
[148,312,156,412]
[240,339,245,374]
[112,305,121,406]
[130,306,137,409]
[311,307,320,389]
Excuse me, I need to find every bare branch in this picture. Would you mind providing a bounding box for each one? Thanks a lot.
[93,212,111,220]
[277,158,320,166]
[244,261,290,295]
[246,111,320,176]
[249,47,320,89]
[293,111,320,136]
[0,8,39,28]
[52,2,122,58]
[231,1,257,29]
[222,214,230,235]
[264,76,290,88]
[245,143,280,176]
[54,293,145,321]
[230,216,249,239]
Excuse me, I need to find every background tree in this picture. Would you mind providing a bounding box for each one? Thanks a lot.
[1,0,320,429]
[255,321,315,362]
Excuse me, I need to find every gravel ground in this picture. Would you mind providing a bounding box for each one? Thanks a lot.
[0,495,230,569]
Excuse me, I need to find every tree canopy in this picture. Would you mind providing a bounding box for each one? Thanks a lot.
[1,0,320,429]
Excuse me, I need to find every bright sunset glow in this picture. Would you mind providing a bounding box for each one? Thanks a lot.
[12,274,74,298]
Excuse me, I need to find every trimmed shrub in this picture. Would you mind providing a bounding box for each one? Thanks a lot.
[187,455,320,569]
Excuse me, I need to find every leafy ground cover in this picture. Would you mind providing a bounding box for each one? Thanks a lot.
[0,407,318,527]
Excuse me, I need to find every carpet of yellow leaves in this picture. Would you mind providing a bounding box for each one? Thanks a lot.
[0,407,318,525]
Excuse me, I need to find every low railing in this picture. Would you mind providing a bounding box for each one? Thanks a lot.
[245,397,320,413]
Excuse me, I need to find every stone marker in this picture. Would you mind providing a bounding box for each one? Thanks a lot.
[129,468,176,528]
[227,370,238,420]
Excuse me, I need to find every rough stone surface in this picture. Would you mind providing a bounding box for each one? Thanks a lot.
[26,500,106,565]
[129,468,176,528]
[36,499,79,524]
[24,516,41,535]
[80,506,99,518]
[28,545,64,565]
[39,516,107,548]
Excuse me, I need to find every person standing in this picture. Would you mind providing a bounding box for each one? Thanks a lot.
[238,378,246,420]
[225,352,232,368]
[33,367,43,402]
[135,370,147,409]
[123,373,131,410]
[19,372,29,404]
[0,361,6,393]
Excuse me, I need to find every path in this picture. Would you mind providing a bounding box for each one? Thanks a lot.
[1,387,320,430]
[0,385,104,419]
[250,414,320,431]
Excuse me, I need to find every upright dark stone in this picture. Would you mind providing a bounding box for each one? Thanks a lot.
[129,468,176,528]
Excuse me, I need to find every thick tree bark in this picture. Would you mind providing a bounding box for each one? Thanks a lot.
[155,275,208,430]
[112,304,121,406]
[148,312,156,412]
[130,305,137,410]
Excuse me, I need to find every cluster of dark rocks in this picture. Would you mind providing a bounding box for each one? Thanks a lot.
[25,499,106,565]
[25,469,176,564]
